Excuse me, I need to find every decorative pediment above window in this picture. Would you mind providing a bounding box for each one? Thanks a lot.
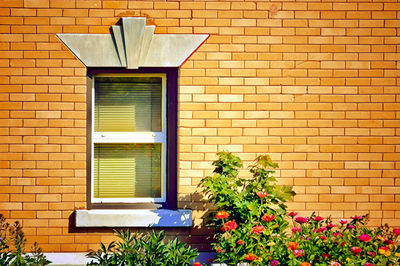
[57,17,208,69]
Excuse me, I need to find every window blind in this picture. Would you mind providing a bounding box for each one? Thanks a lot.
[94,77,162,132]
[94,143,161,198]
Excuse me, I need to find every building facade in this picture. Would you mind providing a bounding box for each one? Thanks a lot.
[0,0,399,258]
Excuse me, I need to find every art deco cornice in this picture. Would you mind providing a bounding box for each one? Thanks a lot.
[57,17,208,69]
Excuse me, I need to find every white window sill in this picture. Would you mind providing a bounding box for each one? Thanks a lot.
[75,209,192,227]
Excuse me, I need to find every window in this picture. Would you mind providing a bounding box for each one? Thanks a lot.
[87,69,178,210]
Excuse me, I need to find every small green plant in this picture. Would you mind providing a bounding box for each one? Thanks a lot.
[198,152,295,265]
[0,214,51,265]
[87,230,199,266]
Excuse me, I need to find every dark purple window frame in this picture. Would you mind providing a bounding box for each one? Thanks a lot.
[86,67,178,210]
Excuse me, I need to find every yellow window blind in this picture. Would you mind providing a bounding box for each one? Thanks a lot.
[94,76,162,132]
[94,143,161,198]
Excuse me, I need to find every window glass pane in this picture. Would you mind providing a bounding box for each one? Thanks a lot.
[95,77,162,132]
[94,143,161,198]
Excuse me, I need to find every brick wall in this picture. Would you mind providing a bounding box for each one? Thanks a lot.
[0,0,399,252]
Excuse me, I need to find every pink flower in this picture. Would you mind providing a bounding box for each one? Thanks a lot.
[327,223,335,228]
[320,235,327,240]
[295,217,308,224]
[351,246,362,254]
[339,219,348,224]
[365,263,374,266]
[292,227,301,233]
[359,234,371,242]
[288,211,298,217]
[394,228,400,236]
[271,260,279,266]
[317,227,327,233]
[251,225,266,235]
[221,220,238,232]
[367,251,376,257]
[351,215,362,220]
[256,191,268,198]
[330,262,341,266]
[333,233,343,238]
[313,216,323,222]
[293,249,305,257]
[262,214,275,222]
[347,225,355,229]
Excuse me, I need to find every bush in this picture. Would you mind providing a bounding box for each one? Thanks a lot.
[86,230,199,266]
[0,214,51,265]
[198,152,400,266]
[198,152,295,265]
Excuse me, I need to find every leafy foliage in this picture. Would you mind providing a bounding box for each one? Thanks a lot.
[0,214,51,265]
[86,230,198,266]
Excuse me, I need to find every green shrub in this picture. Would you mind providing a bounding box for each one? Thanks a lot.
[198,151,295,265]
[86,230,199,266]
[0,214,51,266]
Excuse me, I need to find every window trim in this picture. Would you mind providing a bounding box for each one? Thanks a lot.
[91,73,167,204]
[86,68,178,210]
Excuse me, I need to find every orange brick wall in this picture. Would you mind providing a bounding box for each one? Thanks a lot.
[0,0,399,252]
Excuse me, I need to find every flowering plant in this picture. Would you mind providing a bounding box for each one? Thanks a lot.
[198,152,400,266]
[280,213,400,265]
[198,152,295,265]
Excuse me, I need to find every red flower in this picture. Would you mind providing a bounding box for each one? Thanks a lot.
[256,191,268,198]
[295,216,308,224]
[193,262,201,266]
[320,235,327,240]
[351,215,362,220]
[288,241,298,251]
[339,219,348,224]
[317,227,327,233]
[288,211,298,217]
[244,253,257,261]
[359,234,371,242]
[262,214,275,222]
[237,240,244,245]
[313,216,323,222]
[216,210,229,219]
[322,253,330,259]
[300,262,310,266]
[221,220,238,232]
[384,239,394,245]
[292,227,301,233]
[351,246,362,254]
[293,249,305,257]
[216,247,225,253]
[394,228,400,236]
[251,225,265,235]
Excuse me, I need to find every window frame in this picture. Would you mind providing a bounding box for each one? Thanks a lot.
[86,68,178,210]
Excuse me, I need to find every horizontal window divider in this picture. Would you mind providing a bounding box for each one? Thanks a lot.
[93,132,165,143]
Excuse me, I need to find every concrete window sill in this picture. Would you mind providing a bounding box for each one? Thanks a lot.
[75,209,192,227]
